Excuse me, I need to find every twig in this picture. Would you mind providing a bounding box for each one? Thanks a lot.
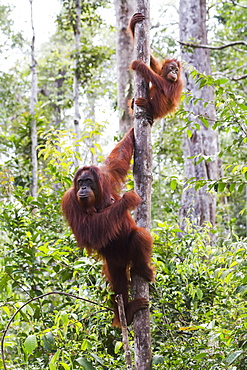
[1,291,112,370]
[5,272,31,298]
[5,272,46,322]
[115,295,133,369]
[225,0,247,8]
[231,74,247,81]
[179,40,247,50]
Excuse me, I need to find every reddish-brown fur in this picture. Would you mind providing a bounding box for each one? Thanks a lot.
[62,128,154,326]
[129,13,184,122]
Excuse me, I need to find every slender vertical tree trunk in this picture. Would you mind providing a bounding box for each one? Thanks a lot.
[29,0,38,198]
[85,92,96,164]
[132,1,152,369]
[114,0,134,133]
[54,70,66,127]
[179,0,219,231]
[73,0,81,167]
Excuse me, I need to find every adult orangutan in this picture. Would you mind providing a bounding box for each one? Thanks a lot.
[62,128,154,326]
[129,13,184,123]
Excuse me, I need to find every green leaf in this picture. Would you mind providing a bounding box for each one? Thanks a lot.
[171,228,183,233]
[200,116,209,127]
[235,285,247,295]
[215,77,228,84]
[60,363,70,370]
[218,182,226,192]
[187,129,193,138]
[195,157,204,166]
[60,311,69,326]
[196,287,203,300]
[170,179,177,190]
[76,357,96,370]
[114,341,123,354]
[2,306,11,316]
[49,350,61,369]
[242,275,247,284]
[194,352,207,359]
[81,339,92,351]
[24,334,37,354]
[225,271,234,284]
[232,165,240,173]
[229,183,236,192]
[239,103,247,110]
[90,147,96,155]
[214,268,222,278]
[238,183,245,193]
[91,354,104,365]
[225,350,242,365]
[49,363,56,370]
[152,355,164,364]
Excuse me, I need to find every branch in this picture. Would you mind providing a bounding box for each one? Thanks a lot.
[231,74,247,81]
[179,40,247,50]
[5,272,32,298]
[115,295,133,369]
[225,0,247,8]
[1,291,112,370]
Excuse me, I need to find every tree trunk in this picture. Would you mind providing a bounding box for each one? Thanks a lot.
[54,70,66,127]
[29,0,38,198]
[114,0,134,133]
[73,0,81,168]
[85,92,96,164]
[132,1,152,369]
[179,0,219,230]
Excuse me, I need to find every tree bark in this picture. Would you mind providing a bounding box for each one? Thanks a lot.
[115,295,133,369]
[179,0,219,230]
[29,0,38,198]
[73,0,81,168]
[114,0,134,133]
[132,1,152,369]
[85,92,96,164]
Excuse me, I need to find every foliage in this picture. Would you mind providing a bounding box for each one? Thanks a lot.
[151,118,184,225]
[0,3,24,52]
[0,132,125,370]
[56,0,114,92]
[1,179,247,368]
[151,222,247,369]
[1,0,247,369]
[150,61,247,233]
[211,1,247,81]
[57,0,109,32]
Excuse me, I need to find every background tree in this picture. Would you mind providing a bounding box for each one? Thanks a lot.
[29,0,38,197]
[56,0,114,166]
[73,0,81,167]
[178,0,219,232]
[211,1,247,236]
[114,0,134,133]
